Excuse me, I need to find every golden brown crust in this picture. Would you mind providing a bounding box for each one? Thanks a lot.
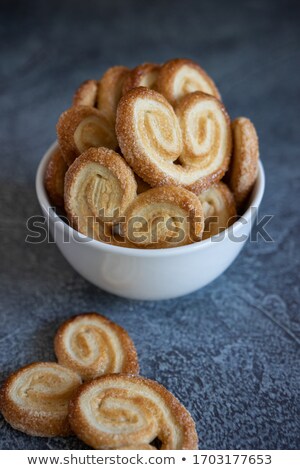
[73,80,98,107]
[116,87,231,194]
[227,117,259,209]
[175,91,231,188]
[44,146,68,207]
[122,63,161,95]
[156,58,221,105]
[64,147,137,240]
[0,362,81,437]
[68,374,198,450]
[56,106,117,166]
[54,312,139,381]
[122,186,204,249]
[97,66,130,123]
[198,182,236,239]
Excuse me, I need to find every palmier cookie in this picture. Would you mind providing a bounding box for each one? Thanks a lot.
[156,58,221,105]
[122,186,204,249]
[44,146,68,207]
[227,117,259,209]
[68,374,198,449]
[0,362,81,437]
[122,63,160,95]
[73,79,98,107]
[116,88,231,194]
[64,147,137,240]
[54,312,139,381]
[198,182,236,239]
[97,66,130,123]
[57,106,117,166]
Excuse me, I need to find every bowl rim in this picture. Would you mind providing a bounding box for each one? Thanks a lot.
[36,141,265,258]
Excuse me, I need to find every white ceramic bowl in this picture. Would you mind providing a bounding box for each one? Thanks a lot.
[36,142,265,300]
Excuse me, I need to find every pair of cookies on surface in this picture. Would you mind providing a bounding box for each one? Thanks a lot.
[45,58,259,248]
[0,313,198,449]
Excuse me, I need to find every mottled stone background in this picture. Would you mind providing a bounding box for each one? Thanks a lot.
[0,0,299,450]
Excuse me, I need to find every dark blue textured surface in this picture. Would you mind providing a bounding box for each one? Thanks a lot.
[0,0,299,450]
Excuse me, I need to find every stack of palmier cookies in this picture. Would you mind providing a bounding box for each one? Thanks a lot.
[0,313,198,449]
[45,58,259,248]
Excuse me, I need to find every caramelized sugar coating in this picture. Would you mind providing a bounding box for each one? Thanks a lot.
[54,312,139,381]
[57,106,118,166]
[227,117,259,210]
[64,147,137,241]
[198,182,236,239]
[121,186,204,249]
[97,66,130,123]
[68,374,198,449]
[116,87,231,194]
[0,362,81,437]
[156,58,221,105]
[44,146,68,207]
[122,63,160,95]
[73,80,98,107]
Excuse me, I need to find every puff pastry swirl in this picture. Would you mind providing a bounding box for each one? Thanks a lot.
[116,87,231,194]
[64,147,137,240]
[57,106,118,166]
[156,58,221,105]
[97,66,130,124]
[122,186,204,248]
[54,312,139,381]
[122,63,160,95]
[198,182,236,239]
[0,362,81,437]
[226,117,259,209]
[68,374,198,449]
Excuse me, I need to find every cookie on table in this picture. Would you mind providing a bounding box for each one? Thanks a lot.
[54,312,139,381]
[68,374,198,449]
[0,362,81,437]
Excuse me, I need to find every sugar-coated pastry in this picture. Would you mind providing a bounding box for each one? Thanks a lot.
[97,66,130,123]
[73,80,98,107]
[57,106,117,166]
[198,182,236,239]
[175,91,231,177]
[0,362,81,437]
[44,146,68,207]
[64,147,137,240]
[226,117,259,209]
[122,186,204,249]
[156,58,221,105]
[68,374,198,449]
[116,87,231,194]
[54,312,139,381]
[122,63,160,95]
